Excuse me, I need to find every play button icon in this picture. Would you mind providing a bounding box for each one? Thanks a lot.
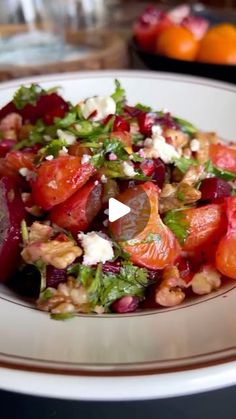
[108,198,131,222]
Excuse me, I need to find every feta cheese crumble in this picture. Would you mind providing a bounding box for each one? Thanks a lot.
[151,124,163,136]
[143,134,180,163]
[78,231,114,266]
[101,174,107,183]
[122,161,136,177]
[57,129,76,145]
[190,139,200,152]
[45,154,54,161]
[81,154,91,164]
[81,96,116,121]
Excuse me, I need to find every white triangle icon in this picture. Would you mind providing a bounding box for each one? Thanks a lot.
[108,198,131,222]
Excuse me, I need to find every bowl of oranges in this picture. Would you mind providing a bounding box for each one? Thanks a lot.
[131,4,236,83]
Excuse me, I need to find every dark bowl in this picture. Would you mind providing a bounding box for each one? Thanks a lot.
[130,6,236,84]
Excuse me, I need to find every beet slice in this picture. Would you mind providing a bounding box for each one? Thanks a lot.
[0,176,26,282]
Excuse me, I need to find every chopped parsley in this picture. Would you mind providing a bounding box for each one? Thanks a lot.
[135,103,152,112]
[173,156,198,173]
[164,210,189,245]
[13,84,44,109]
[173,116,198,136]
[111,79,126,114]
[39,139,67,159]
[205,160,236,181]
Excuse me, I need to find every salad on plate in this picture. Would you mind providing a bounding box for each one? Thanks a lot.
[0,80,236,319]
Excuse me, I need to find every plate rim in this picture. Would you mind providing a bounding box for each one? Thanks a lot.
[0,69,236,399]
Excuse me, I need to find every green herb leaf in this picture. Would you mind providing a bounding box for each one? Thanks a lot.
[205,160,236,181]
[54,110,77,128]
[173,156,198,173]
[39,139,67,159]
[130,153,144,163]
[13,84,44,109]
[103,138,127,160]
[40,288,54,300]
[14,120,46,150]
[164,210,189,245]
[111,79,126,114]
[135,103,152,112]
[173,116,198,136]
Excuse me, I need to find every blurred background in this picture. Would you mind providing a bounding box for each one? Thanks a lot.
[0,0,235,82]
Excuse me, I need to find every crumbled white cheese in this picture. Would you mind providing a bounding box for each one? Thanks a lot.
[101,174,107,183]
[151,124,163,136]
[57,129,76,145]
[59,146,69,156]
[47,180,58,189]
[45,154,54,161]
[78,231,114,266]
[122,161,136,177]
[19,167,30,177]
[143,134,180,163]
[94,180,99,186]
[190,139,200,152]
[81,154,91,164]
[80,96,116,121]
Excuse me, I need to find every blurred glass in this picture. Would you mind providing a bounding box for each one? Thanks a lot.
[0,0,65,66]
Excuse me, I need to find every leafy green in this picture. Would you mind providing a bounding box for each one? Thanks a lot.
[39,139,67,159]
[130,152,144,163]
[173,156,198,173]
[103,138,127,159]
[40,288,54,300]
[14,119,46,150]
[205,160,236,181]
[164,210,189,245]
[67,261,149,311]
[111,79,126,114]
[13,84,44,109]
[135,103,152,112]
[173,116,198,136]
[54,110,77,128]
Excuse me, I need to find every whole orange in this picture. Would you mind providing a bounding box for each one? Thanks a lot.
[155,25,199,61]
[197,23,236,64]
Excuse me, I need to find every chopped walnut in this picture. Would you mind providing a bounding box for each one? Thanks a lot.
[177,182,201,204]
[155,266,186,307]
[37,277,89,314]
[182,164,205,187]
[195,132,219,163]
[28,222,53,243]
[22,240,82,269]
[165,129,189,149]
[191,265,221,295]
[0,113,22,140]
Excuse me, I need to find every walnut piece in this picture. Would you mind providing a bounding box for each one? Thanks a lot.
[28,222,53,243]
[195,132,219,163]
[155,266,186,307]
[191,265,221,295]
[22,240,82,269]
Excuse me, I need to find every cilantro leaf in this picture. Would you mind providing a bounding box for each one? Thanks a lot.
[13,84,44,110]
[67,261,149,311]
[39,139,67,159]
[54,110,77,128]
[173,116,198,136]
[205,160,236,181]
[164,210,189,245]
[173,156,198,173]
[111,79,126,114]
[135,103,152,112]
[103,138,127,160]
[14,120,46,150]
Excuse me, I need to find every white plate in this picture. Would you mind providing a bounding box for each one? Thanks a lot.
[0,70,236,401]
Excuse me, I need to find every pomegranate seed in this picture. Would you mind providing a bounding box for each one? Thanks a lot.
[176,257,193,284]
[199,177,232,202]
[113,116,130,132]
[138,112,155,136]
[124,105,142,118]
[112,295,139,313]
[140,159,156,176]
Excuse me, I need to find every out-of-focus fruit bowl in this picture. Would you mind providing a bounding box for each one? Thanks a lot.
[131,4,236,84]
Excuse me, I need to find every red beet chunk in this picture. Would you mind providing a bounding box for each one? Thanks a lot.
[0,140,15,157]
[0,102,18,120]
[138,112,155,136]
[152,158,166,189]
[46,265,67,288]
[0,177,26,282]
[200,177,232,202]
[140,159,156,177]
[113,116,130,132]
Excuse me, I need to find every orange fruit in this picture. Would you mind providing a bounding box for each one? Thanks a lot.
[197,23,236,64]
[155,25,199,61]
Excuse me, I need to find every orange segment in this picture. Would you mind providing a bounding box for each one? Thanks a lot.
[155,25,199,61]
